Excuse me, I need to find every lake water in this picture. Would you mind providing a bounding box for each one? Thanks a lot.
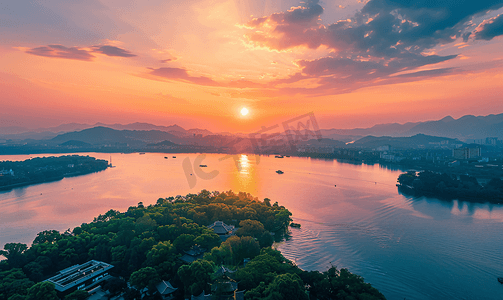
[1,153,502,299]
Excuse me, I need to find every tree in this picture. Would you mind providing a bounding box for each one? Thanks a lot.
[236,220,265,238]
[64,289,89,300]
[145,241,178,278]
[25,282,58,300]
[22,262,44,282]
[193,233,221,250]
[103,277,127,296]
[0,243,28,267]
[129,267,160,295]
[303,266,386,300]
[0,269,34,300]
[224,236,260,265]
[32,230,62,245]
[177,260,214,297]
[273,210,292,233]
[263,273,308,300]
[7,294,26,300]
[173,234,196,252]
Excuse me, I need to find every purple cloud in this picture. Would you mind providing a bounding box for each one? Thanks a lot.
[149,67,220,86]
[92,45,137,57]
[25,44,94,61]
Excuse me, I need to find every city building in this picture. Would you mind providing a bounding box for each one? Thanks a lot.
[0,169,14,176]
[452,147,481,159]
[44,260,113,296]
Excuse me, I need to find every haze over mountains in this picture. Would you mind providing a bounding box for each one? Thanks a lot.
[1,113,503,143]
[320,113,503,141]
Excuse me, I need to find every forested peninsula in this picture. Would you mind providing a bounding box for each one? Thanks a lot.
[0,155,109,191]
[0,190,385,300]
[397,170,503,203]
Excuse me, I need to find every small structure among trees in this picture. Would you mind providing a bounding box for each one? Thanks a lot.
[208,221,236,240]
[155,280,178,300]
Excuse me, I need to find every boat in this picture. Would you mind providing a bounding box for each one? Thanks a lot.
[290,222,301,228]
[334,185,337,187]
[139,152,145,155]
[199,165,207,167]
[275,155,284,158]
[498,277,503,284]
[164,157,168,159]
[276,170,284,174]
[172,156,176,158]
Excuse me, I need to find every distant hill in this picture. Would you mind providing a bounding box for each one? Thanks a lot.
[146,140,178,147]
[321,121,419,139]
[0,126,30,135]
[403,114,503,140]
[2,113,503,142]
[320,113,503,140]
[297,138,347,147]
[352,134,464,149]
[50,127,184,146]
[59,140,93,147]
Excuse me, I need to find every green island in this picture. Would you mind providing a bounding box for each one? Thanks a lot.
[0,190,385,300]
[0,155,109,191]
[397,170,503,203]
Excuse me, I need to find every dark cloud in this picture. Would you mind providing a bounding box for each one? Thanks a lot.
[474,14,503,40]
[149,67,220,86]
[243,0,503,94]
[160,59,173,63]
[25,44,94,61]
[92,45,137,57]
[246,0,503,54]
[358,0,503,54]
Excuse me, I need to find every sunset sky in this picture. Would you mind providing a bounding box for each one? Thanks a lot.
[1,0,503,132]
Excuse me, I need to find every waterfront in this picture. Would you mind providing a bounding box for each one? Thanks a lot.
[1,153,502,299]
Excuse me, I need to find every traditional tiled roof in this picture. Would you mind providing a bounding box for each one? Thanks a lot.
[235,290,245,300]
[215,266,236,276]
[208,221,235,235]
[156,280,178,295]
[185,245,206,256]
[211,281,238,293]
[191,291,212,300]
[180,246,207,263]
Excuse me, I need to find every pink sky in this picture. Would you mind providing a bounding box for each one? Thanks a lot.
[1,0,503,132]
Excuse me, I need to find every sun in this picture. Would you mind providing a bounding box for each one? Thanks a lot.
[240,107,249,116]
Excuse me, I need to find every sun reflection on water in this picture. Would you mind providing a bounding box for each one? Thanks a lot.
[238,154,249,174]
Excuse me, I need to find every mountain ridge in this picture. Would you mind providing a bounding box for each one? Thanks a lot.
[1,113,503,141]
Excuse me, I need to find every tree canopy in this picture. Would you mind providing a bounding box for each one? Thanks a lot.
[0,190,385,300]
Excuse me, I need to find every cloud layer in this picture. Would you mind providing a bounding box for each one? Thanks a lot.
[25,44,137,61]
[149,67,220,86]
[473,14,503,41]
[26,45,95,61]
[92,45,137,57]
[242,0,503,93]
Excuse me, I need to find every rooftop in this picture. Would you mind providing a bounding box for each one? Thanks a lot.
[45,260,113,292]
[208,221,235,235]
[156,280,178,295]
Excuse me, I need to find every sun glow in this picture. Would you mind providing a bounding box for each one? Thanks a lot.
[241,107,249,116]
